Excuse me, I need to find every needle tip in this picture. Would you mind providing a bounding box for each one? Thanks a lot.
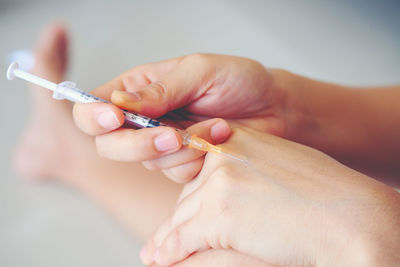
[220,151,249,165]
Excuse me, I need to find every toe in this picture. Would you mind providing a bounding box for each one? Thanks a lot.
[34,23,68,83]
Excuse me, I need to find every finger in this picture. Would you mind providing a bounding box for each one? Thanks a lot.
[144,119,230,183]
[186,118,231,145]
[154,173,240,265]
[95,127,182,162]
[141,191,202,265]
[155,217,210,266]
[176,170,208,204]
[161,157,204,183]
[142,148,205,171]
[72,102,125,135]
[91,57,182,100]
[111,54,213,118]
[90,76,125,100]
[142,118,230,171]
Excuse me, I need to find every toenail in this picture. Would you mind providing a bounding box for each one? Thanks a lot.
[97,109,120,130]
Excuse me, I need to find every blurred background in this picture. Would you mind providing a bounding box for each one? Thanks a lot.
[1,0,399,266]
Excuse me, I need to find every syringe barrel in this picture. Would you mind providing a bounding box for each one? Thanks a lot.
[123,111,164,128]
[54,82,105,103]
[55,81,167,129]
[7,63,190,135]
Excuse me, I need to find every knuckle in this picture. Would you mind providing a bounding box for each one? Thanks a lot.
[209,166,236,190]
[149,79,169,98]
[153,220,172,247]
[229,127,256,147]
[184,53,210,65]
[205,151,228,168]
[164,228,183,254]
[207,167,238,211]
[206,229,230,250]
[231,127,250,138]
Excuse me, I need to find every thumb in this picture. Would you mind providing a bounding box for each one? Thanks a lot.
[110,62,211,118]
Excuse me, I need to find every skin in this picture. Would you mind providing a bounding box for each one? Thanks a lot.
[142,127,400,266]
[73,54,400,184]
[71,53,400,265]
[72,54,286,183]
[17,25,269,265]
[280,74,400,181]
[13,24,182,240]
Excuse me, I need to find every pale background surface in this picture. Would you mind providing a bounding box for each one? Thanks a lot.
[0,1,399,266]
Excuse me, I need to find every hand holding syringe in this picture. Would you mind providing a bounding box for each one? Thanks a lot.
[6,62,246,163]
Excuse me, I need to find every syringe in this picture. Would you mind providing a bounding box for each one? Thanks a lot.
[6,62,247,163]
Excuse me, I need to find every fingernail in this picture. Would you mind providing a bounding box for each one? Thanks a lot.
[112,90,141,102]
[112,91,142,112]
[211,120,230,142]
[96,109,120,130]
[154,131,179,152]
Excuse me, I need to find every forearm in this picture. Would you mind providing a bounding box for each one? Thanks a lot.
[272,69,400,177]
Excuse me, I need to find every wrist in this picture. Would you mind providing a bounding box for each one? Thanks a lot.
[269,69,358,155]
[267,68,314,141]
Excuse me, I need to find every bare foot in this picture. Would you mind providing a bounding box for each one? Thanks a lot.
[12,23,182,240]
[13,23,85,181]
